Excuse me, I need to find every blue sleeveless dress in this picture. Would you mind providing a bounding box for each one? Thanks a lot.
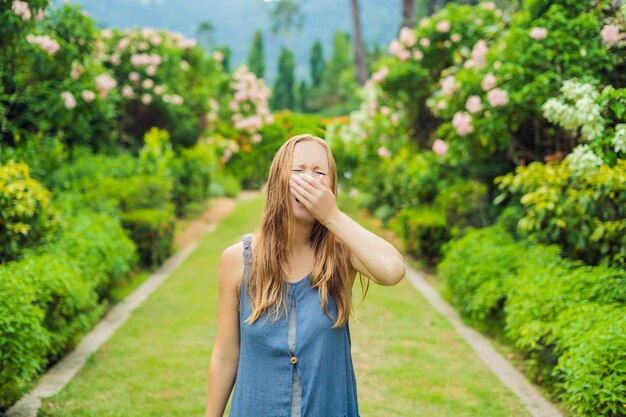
[228,233,360,417]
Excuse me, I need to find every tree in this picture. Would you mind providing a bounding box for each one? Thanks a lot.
[315,31,358,109]
[296,80,309,112]
[272,47,295,110]
[402,0,416,28]
[267,0,366,85]
[267,0,307,36]
[247,30,265,79]
[215,46,232,73]
[309,40,325,88]
[196,21,216,50]
[350,0,367,85]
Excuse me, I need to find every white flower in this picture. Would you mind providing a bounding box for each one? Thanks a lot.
[565,144,603,176]
[611,124,626,153]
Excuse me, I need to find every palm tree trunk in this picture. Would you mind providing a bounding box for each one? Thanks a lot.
[350,0,368,85]
[402,0,416,28]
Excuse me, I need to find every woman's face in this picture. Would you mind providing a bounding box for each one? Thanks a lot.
[290,141,329,218]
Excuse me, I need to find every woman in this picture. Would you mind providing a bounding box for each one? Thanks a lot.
[205,134,406,417]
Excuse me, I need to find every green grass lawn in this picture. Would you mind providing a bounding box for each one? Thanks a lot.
[39,191,530,417]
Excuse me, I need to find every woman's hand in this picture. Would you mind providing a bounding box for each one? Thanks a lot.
[289,173,340,226]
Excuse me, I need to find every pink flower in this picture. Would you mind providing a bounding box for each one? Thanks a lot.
[451,33,462,42]
[601,24,622,47]
[35,8,45,21]
[432,139,448,157]
[110,54,121,66]
[487,88,509,107]
[70,63,82,80]
[141,93,152,105]
[168,94,184,105]
[529,27,548,40]
[251,134,262,144]
[377,147,391,158]
[481,73,497,91]
[128,72,140,84]
[81,90,96,102]
[130,53,161,67]
[399,27,416,48]
[412,50,424,60]
[372,66,390,83]
[142,78,154,89]
[116,38,130,51]
[121,86,134,98]
[212,50,224,62]
[452,112,474,136]
[12,1,31,20]
[221,149,233,164]
[146,65,157,76]
[60,91,76,109]
[465,96,482,113]
[26,34,60,55]
[436,20,451,33]
[420,38,431,48]
[100,29,113,39]
[95,73,117,98]
[441,76,457,97]
[389,39,410,60]
[471,39,488,68]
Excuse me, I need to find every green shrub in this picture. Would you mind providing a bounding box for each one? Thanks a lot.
[31,208,138,299]
[389,206,450,265]
[120,206,175,269]
[0,272,50,409]
[7,254,103,362]
[438,223,626,416]
[552,304,626,417]
[222,111,327,189]
[494,159,626,268]
[170,141,215,215]
[437,224,523,325]
[0,160,61,262]
[434,178,491,235]
[0,206,137,409]
[210,171,242,198]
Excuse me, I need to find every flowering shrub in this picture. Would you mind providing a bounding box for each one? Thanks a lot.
[1,1,121,150]
[326,79,409,180]
[377,2,502,145]
[98,26,225,148]
[541,79,626,170]
[209,65,273,167]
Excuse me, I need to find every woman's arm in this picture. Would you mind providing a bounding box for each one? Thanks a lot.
[323,210,406,286]
[205,244,242,417]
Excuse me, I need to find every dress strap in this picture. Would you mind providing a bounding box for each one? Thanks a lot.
[242,233,252,283]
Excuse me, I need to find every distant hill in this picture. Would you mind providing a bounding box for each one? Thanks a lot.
[56,0,402,85]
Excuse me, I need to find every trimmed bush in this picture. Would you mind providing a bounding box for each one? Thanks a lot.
[437,224,626,416]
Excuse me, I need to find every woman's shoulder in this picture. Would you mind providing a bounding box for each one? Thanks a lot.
[219,239,246,291]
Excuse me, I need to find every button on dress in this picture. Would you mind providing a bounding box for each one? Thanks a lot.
[228,233,360,417]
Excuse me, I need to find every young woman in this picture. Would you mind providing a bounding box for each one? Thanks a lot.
[205,134,406,417]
